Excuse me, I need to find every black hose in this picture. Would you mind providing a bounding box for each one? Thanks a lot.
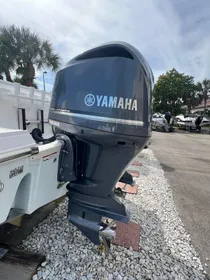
[31,128,56,144]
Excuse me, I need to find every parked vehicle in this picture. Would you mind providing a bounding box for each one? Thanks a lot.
[152,113,174,132]
[175,114,210,131]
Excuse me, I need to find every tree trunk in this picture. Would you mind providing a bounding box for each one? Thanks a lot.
[4,68,13,82]
[25,79,33,87]
[22,62,35,87]
[0,74,3,80]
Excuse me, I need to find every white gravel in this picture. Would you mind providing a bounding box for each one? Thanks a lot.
[21,149,208,280]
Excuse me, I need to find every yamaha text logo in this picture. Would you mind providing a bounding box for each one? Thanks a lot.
[84,94,137,111]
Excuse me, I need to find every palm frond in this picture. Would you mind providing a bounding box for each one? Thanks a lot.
[0,24,62,85]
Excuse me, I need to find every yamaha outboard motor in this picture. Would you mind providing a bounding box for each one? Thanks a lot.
[49,42,154,248]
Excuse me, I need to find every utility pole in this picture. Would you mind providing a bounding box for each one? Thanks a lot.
[43,71,47,91]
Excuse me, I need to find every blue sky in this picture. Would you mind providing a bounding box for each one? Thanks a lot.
[0,0,210,92]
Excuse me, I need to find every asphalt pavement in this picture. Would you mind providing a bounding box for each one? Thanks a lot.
[151,131,210,276]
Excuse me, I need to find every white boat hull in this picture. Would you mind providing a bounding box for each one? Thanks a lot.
[0,128,67,224]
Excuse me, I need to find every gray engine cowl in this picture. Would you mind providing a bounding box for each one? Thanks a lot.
[49,41,153,139]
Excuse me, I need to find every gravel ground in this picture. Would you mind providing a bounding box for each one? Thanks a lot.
[21,149,208,280]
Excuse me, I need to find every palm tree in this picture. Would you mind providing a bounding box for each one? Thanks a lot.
[0,28,16,82]
[0,25,61,87]
[196,79,210,114]
[14,76,38,89]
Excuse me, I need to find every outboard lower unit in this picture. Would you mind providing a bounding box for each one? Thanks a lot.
[49,42,154,250]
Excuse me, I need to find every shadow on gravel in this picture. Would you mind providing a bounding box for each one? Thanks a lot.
[125,198,209,280]
[160,163,175,172]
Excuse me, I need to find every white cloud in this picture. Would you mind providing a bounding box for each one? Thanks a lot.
[0,0,210,89]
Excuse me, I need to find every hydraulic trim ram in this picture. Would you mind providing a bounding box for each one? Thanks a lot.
[49,41,154,250]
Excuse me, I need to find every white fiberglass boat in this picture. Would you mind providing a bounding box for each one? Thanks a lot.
[0,80,67,224]
[0,127,67,224]
[0,80,52,137]
[175,114,210,130]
